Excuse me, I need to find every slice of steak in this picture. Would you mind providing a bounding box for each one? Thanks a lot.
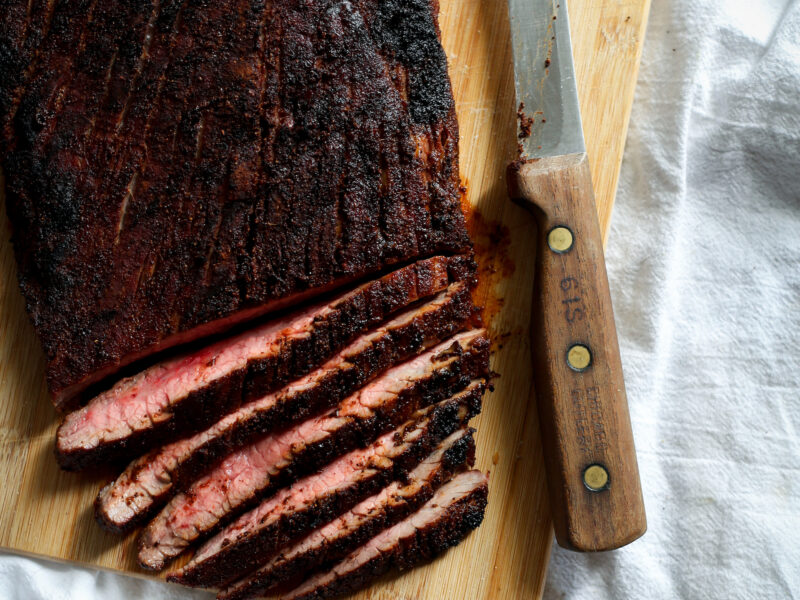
[138,332,488,571]
[167,386,484,586]
[2,0,468,409]
[278,470,489,600]
[56,255,474,470]
[219,428,475,600]
[95,280,477,533]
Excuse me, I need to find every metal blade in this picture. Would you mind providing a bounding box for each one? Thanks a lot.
[508,0,585,159]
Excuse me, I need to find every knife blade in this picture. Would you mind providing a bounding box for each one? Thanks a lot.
[505,0,646,552]
[509,0,583,159]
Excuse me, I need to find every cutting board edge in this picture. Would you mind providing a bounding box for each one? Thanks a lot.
[0,1,651,597]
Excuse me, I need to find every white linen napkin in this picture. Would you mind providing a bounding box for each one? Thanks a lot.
[545,1,800,598]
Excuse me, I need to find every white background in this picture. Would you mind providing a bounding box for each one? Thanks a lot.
[2,0,799,598]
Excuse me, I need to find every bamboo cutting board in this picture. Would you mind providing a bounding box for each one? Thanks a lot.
[0,1,650,597]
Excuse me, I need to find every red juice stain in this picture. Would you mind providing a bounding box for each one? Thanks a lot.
[460,193,516,335]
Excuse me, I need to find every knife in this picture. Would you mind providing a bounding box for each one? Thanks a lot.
[505,0,646,551]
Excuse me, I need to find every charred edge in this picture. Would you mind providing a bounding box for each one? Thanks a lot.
[220,430,476,600]
[287,478,489,600]
[158,374,486,576]
[92,283,477,533]
[166,385,485,586]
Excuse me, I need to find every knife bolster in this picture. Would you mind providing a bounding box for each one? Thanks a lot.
[507,152,590,220]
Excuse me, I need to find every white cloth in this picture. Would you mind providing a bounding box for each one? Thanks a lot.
[545,0,800,598]
[0,554,211,599]
[2,0,799,598]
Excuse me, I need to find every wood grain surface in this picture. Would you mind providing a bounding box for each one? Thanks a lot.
[508,153,646,551]
[0,0,650,597]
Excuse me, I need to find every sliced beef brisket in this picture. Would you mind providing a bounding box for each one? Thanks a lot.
[169,392,482,587]
[57,255,474,470]
[1,0,468,409]
[143,383,484,572]
[280,470,489,600]
[138,330,487,570]
[219,428,475,600]
[95,280,476,532]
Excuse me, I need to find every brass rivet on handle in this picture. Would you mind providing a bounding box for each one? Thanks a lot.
[547,226,574,253]
[583,464,609,492]
[567,344,592,371]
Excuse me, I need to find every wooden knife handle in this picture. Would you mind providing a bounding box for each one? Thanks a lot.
[507,152,646,551]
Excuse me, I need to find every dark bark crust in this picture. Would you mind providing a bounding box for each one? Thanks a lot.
[144,382,484,572]
[0,0,469,408]
[180,430,476,590]
[219,431,475,600]
[286,474,489,600]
